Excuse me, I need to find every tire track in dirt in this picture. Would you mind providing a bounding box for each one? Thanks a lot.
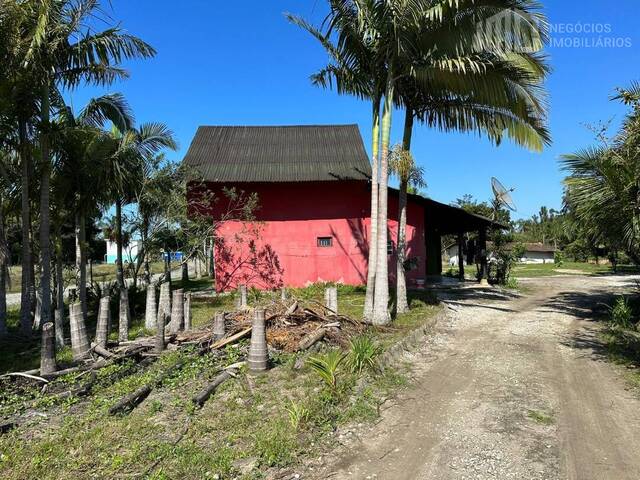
[306,275,640,480]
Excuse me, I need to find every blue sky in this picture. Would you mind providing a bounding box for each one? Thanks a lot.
[69,0,640,220]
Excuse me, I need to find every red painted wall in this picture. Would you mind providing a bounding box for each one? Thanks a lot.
[190,181,426,291]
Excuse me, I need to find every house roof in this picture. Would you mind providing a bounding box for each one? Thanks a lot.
[520,242,557,253]
[487,242,557,253]
[183,125,372,183]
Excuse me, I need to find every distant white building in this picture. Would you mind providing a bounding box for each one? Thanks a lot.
[105,240,142,264]
[444,242,557,265]
[513,243,556,264]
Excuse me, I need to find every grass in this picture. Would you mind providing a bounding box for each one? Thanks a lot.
[527,409,554,425]
[512,261,640,278]
[4,261,167,294]
[601,327,640,391]
[0,283,441,479]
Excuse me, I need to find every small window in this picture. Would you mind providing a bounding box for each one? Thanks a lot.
[317,237,333,247]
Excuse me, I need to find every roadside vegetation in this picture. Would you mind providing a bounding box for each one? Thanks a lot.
[0,284,440,479]
[601,288,640,391]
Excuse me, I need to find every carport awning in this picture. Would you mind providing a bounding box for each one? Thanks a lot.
[405,192,507,235]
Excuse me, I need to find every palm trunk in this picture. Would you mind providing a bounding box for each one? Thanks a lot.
[181,260,188,283]
[39,82,52,329]
[164,247,172,287]
[372,75,394,325]
[55,232,65,348]
[0,201,7,337]
[18,118,33,335]
[115,199,130,339]
[75,211,87,322]
[395,109,414,314]
[115,199,125,290]
[364,98,381,321]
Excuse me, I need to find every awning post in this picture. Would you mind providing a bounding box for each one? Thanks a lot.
[457,232,465,281]
[478,228,488,285]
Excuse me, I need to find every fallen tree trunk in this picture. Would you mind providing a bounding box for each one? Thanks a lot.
[91,343,115,359]
[297,327,327,352]
[192,362,244,407]
[108,361,185,416]
[108,384,152,415]
[210,327,252,351]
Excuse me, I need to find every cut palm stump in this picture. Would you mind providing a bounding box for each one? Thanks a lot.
[324,285,338,315]
[157,282,171,327]
[236,284,248,309]
[184,292,192,331]
[95,295,110,348]
[119,287,130,342]
[248,309,268,372]
[40,322,57,375]
[69,302,90,361]
[169,289,184,333]
[145,284,157,330]
[213,311,226,341]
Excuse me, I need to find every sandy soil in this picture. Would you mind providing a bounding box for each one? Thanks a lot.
[307,275,640,480]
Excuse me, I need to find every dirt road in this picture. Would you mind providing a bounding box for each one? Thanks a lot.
[311,275,640,480]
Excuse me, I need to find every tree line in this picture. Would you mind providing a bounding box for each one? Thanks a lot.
[0,0,234,342]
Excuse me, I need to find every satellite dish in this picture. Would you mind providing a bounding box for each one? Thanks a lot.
[491,177,517,213]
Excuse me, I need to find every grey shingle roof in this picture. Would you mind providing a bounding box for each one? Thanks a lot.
[183,125,372,183]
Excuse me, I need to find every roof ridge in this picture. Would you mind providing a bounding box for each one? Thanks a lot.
[196,124,359,129]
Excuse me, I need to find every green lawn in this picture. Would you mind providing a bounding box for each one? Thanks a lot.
[5,261,167,294]
[0,284,441,479]
[512,261,640,278]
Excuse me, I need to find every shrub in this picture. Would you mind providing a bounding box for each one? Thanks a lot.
[554,250,564,267]
[346,335,381,374]
[285,400,310,430]
[306,349,346,391]
[608,296,633,329]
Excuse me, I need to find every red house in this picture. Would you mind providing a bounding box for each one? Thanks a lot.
[184,125,498,291]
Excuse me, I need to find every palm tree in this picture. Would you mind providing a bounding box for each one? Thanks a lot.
[13,0,155,330]
[389,144,425,313]
[0,3,40,333]
[562,82,640,262]
[101,123,177,338]
[287,3,387,321]
[56,93,133,323]
[292,0,551,324]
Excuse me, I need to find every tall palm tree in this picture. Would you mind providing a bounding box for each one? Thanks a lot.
[55,93,133,323]
[287,3,387,321]
[292,0,551,324]
[0,3,40,333]
[13,0,155,330]
[101,123,177,338]
[389,144,424,313]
